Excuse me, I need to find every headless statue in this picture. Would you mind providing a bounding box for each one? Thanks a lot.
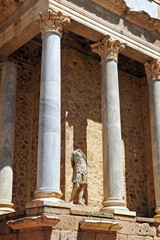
[70,149,88,205]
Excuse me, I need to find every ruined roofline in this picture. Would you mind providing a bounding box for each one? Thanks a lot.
[90,0,160,35]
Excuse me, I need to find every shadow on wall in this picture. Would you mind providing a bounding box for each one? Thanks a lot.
[61,34,102,204]
[119,72,155,217]
[61,32,154,216]
[14,228,117,239]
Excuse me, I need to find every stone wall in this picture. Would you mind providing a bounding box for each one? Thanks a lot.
[0,44,41,212]
[12,60,40,212]
[0,32,155,216]
[61,44,103,208]
[0,210,160,240]
[119,72,149,216]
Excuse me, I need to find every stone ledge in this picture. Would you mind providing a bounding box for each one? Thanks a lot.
[111,209,136,217]
[71,209,113,219]
[25,200,72,209]
[0,211,25,221]
[80,219,122,232]
[137,217,160,223]
[25,206,70,216]
[25,200,72,216]
[7,215,60,230]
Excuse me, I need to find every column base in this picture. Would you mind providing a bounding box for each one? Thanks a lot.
[26,189,71,210]
[154,208,160,219]
[100,199,130,214]
[25,197,72,212]
[33,189,63,200]
[0,202,15,215]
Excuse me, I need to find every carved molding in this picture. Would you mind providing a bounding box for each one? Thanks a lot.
[91,35,125,62]
[90,0,160,35]
[80,219,122,232]
[39,9,71,37]
[144,59,160,81]
[90,0,127,16]
[50,0,160,61]
[125,9,160,34]
[7,215,60,230]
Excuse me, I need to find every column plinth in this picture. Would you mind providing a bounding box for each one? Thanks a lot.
[0,62,17,214]
[91,36,129,214]
[145,59,160,219]
[33,10,70,203]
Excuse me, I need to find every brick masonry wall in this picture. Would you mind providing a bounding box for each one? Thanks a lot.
[119,72,149,216]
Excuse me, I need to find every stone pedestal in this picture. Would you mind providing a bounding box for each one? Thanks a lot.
[91,36,129,214]
[145,59,160,219]
[34,10,70,202]
[0,62,17,214]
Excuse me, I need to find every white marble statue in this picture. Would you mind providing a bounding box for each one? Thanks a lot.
[70,149,88,205]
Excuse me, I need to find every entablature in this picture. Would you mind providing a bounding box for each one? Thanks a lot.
[0,0,159,63]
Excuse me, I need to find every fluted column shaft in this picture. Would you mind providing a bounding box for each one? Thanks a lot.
[34,10,70,200]
[91,36,128,213]
[145,59,160,218]
[0,62,17,214]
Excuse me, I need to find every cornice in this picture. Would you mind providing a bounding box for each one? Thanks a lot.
[89,0,127,17]
[125,9,160,34]
[90,0,160,35]
[49,0,160,60]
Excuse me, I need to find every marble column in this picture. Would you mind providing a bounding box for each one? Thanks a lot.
[33,10,70,201]
[145,59,160,218]
[0,62,17,214]
[91,36,129,213]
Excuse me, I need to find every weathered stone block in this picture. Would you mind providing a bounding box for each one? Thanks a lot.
[157,225,160,237]
[77,232,96,240]
[135,223,155,236]
[116,234,128,240]
[51,230,60,240]
[118,221,135,235]
[55,215,75,230]
[96,232,116,240]
[74,216,85,231]
[114,215,136,222]
[128,236,153,240]
[136,217,155,223]
[60,230,78,240]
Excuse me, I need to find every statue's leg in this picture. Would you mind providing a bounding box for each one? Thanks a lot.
[70,182,79,202]
[78,185,85,204]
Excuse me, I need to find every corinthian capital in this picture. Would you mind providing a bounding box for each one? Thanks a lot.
[39,9,71,37]
[144,59,160,82]
[91,35,125,63]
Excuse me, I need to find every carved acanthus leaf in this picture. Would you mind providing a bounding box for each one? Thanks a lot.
[144,59,160,81]
[39,9,71,37]
[91,35,125,62]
